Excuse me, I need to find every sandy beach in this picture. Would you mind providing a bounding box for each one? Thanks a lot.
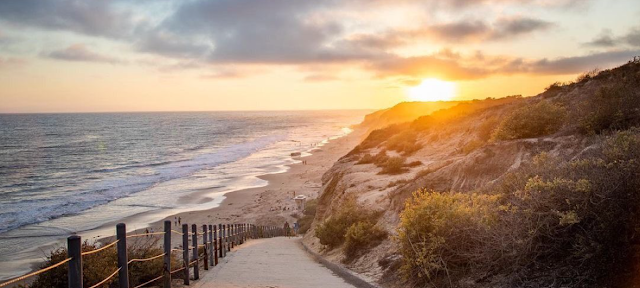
[137,127,364,238]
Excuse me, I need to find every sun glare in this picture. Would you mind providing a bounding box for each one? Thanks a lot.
[408,79,456,102]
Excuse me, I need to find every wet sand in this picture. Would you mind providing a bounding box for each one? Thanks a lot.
[138,127,365,239]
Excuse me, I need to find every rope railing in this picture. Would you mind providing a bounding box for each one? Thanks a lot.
[81,240,119,256]
[0,222,285,288]
[0,258,72,288]
[126,231,165,238]
[170,266,185,274]
[87,267,121,288]
[127,253,166,265]
[132,274,164,288]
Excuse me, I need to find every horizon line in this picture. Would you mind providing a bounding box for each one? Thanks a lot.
[0,108,379,115]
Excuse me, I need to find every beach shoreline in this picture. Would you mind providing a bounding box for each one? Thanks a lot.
[85,126,365,250]
[140,126,365,236]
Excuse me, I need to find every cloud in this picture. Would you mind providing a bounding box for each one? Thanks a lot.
[426,20,490,42]
[426,17,552,43]
[622,27,640,47]
[369,54,493,81]
[47,44,124,64]
[366,48,640,82]
[585,27,640,48]
[347,16,553,48]
[490,17,553,39]
[0,0,133,39]
[520,49,640,74]
[133,0,374,64]
[585,30,617,47]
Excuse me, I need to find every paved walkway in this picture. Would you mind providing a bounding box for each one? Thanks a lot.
[192,237,356,288]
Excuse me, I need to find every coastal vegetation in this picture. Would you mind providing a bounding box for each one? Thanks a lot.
[309,61,640,287]
[27,238,182,288]
[315,199,386,254]
[399,129,640,287]
[297,199,317,234]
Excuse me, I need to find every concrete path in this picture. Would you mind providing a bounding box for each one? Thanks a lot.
[191,237,356,288]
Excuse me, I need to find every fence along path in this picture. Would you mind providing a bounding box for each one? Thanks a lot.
[0,222,285,288]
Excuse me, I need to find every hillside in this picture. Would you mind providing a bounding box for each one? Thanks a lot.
[358,101,463,134]
[303,60,640,288]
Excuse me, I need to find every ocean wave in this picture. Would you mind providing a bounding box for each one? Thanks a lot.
[0,134,285,234]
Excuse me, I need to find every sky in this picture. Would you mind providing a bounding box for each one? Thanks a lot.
[0,0,639,112]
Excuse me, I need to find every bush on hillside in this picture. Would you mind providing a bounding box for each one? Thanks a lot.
[397,129,640,287]
[477,116,500,141]
[29,238,182,288]
[397,190,500,285]
[576,68,601,83]
[315,199,382,249]
[492,101,567,141]
[298,199,318,234]
[385,132,422,156]
[344,221,388,260]
[356,153,375,164]
[379,156,408,175]
[579,77,640,134]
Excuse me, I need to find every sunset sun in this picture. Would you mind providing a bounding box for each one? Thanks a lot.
[408,79,456,102]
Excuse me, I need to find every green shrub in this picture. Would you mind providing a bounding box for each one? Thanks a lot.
[378,156,407,175]
[477,116,500,141]
[492,101,567,140]
[344,222,387,259]
[397,190,500,285]
[579,78,640,134]
[385,132,422,156]
[397,129,640,287]
[372,150,390,165]
[29,238,182,288]
[315,200,381,249]
[298,199,318,234]
[356,153,375,164]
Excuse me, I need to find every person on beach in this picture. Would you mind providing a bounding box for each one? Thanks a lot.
[284,221,291,238]
[145,228,149,237]
[178,217,181,225]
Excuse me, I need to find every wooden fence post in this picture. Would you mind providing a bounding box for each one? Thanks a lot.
[67,235,82,288]
[230,224,235,249]
[218,224,224,258]
[116,223,129,288]
[208,224,214,267]
[202,225,209,271]
[163,221,171,288]
[227,224,232,251]
[233,224,237,247]
[221,224,226,257]
[182,224,189,285]
[213,226,219,265]
[191,224,199,280]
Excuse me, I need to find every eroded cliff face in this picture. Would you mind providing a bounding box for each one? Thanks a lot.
[303,61,640,287]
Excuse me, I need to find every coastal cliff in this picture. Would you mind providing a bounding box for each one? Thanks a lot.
[304,61,640,288]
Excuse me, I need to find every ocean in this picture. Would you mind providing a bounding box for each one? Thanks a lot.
[0,110,368,280]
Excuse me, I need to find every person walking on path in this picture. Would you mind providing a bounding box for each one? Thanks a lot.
[284,221,291,238]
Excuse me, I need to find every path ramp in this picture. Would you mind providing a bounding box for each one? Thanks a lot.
[192,237,356,288]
